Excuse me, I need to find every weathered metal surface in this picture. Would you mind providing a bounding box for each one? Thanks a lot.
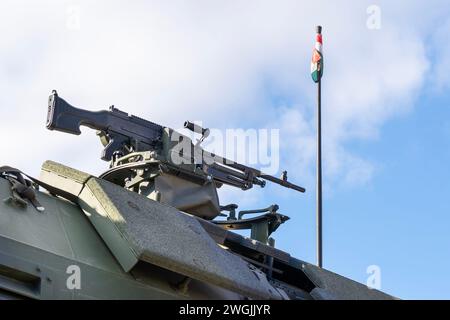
[285,258,396,300]
[196,219,291,263]
[39,161,284,299]
[0,178,242,299]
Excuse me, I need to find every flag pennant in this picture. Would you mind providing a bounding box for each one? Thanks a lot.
[311,31,323,83]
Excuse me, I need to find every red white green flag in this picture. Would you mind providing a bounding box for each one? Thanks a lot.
[311,31,323,83]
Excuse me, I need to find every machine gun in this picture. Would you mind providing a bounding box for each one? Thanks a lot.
[46,90,305,227]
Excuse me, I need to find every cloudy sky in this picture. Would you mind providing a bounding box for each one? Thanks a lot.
[1,0,450,299]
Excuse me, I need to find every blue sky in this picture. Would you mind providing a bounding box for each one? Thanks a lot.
[284,89,450,299]
[1,0,450,299]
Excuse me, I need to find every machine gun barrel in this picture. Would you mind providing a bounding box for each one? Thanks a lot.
[202,151,306,193]
[259,174,306,193]
[227,163,305,193]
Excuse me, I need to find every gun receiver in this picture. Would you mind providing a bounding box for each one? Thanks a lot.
[47,90,163,161]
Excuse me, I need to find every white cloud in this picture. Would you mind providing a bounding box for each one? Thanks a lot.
[0,0,443,197]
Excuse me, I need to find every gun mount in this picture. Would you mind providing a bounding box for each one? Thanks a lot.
[46,90,305,242]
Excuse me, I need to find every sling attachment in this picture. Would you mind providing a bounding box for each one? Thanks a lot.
[0,166,45,212]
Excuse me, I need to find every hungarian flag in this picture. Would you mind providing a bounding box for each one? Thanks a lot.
[311,30,323,83]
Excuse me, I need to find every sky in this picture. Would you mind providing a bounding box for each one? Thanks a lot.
[1,0,450,299]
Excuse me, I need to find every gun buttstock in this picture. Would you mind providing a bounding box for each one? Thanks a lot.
[46,92,82,135]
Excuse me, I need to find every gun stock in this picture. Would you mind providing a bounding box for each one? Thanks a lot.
[46,91,163,161]
[47,91,109,135]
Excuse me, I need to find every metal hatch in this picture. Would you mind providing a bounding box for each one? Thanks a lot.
[39,161,284,300]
